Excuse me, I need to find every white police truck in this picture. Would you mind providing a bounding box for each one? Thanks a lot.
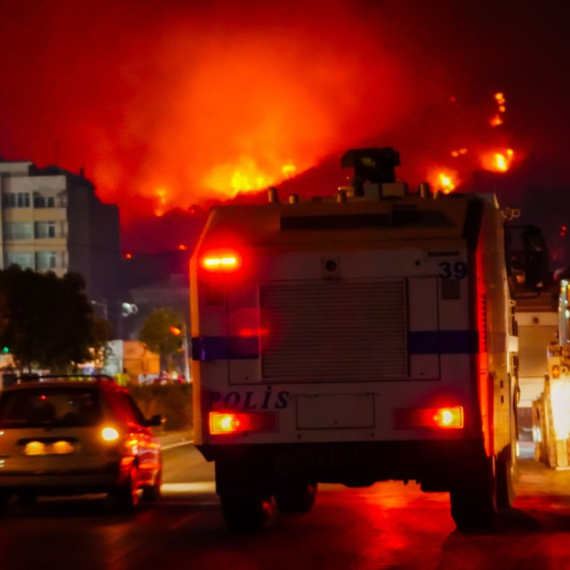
[190,148,545,531]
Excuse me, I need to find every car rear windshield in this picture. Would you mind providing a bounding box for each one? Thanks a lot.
[0,387,102,428]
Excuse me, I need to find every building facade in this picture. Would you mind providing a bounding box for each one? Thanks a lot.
[0,160,120,307]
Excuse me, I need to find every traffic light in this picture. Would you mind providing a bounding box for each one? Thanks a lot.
[2,346,9,354]
[170,326,182,336]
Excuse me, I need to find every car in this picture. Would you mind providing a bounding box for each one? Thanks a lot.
[0,374,162,512]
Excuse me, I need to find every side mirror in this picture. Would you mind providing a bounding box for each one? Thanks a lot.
[145,414,162,427]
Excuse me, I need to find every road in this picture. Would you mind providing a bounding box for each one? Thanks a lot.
[0,442,569,570]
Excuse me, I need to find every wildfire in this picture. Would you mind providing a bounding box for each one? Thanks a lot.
[154,188,168,217]
[204,157,298,196]
[426,168,458,194]
[481,149,515,172]
[490,92,506,127]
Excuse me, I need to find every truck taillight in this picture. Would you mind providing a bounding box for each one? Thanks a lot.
[200,250,242,272]
[394,406,464,429]
[209,412,277,435]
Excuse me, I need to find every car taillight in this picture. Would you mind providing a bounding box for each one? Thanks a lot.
[209,412,277,435]
[200,250,242,273]
[394,406,464,429]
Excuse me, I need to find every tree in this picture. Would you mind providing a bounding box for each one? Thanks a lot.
[138,308,185,371]
[0,266,111,372]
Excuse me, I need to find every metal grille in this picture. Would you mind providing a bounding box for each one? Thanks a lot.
[259,280,407,382]
[440,278,461,300]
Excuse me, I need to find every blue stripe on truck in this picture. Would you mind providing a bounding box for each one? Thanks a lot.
[191,330,479,361]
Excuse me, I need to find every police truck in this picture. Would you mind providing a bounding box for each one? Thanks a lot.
[190,148,544,531]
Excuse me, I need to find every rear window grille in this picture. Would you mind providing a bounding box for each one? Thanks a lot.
[259,280,408,382]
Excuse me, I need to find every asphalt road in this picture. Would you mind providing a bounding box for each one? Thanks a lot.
[0,443,570,570]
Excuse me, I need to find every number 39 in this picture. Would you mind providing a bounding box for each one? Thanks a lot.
[438,261,468,279]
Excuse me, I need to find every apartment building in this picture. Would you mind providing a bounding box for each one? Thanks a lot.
[0,159,120,305]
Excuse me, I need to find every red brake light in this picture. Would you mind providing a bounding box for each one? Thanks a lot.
[209,412,277,435]
[394,406,464,429]
[200,250,242,272]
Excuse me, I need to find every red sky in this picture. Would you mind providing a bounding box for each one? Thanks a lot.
[1,0,570,253]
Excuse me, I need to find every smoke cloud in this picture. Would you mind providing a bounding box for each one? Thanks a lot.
[1,0,569,248]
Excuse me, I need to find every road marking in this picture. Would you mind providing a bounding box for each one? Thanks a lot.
[161,440,194,451]
[162,482,215,493]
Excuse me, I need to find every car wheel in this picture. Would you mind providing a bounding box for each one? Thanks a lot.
[142,468,162,502]
[114,466,140,512]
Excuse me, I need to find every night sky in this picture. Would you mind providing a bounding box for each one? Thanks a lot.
[1,1,569,261]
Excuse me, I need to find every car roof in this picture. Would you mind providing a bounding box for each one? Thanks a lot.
[2,375,120,393]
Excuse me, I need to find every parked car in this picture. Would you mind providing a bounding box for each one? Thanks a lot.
[0,374,162,512]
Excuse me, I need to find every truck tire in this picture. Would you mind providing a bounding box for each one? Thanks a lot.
[274,481,317,514]
[220,494,272,531]
[450,458,496,532]
[495,456,516,509]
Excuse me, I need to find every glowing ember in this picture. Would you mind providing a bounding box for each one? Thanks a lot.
[490,92,507,127]
[481,148,515,172]
[490,114,503,127]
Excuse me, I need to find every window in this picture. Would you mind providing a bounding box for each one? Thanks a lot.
[34,221,57,238]
[106,391,145,425]
[4,252,33,269]
[0,387,101,428]
[35,252,57,270]
[3,223,33,240]
[33,194,56,208]
[3,193,31,208]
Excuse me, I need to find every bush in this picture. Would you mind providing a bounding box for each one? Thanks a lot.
[129,383,193,432]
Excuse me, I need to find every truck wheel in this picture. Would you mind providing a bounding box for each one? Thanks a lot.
[220,494,272,531]
[495,456,516,509]
[274,481,317,514]
[450,459,496,532]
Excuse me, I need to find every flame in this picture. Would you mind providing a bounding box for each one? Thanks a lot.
[202,157,299,196]
[490,114,503,127]
[490,92,506,127]
[154,188,168,217]
[427,168,458,194]
[481,148,515,172]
